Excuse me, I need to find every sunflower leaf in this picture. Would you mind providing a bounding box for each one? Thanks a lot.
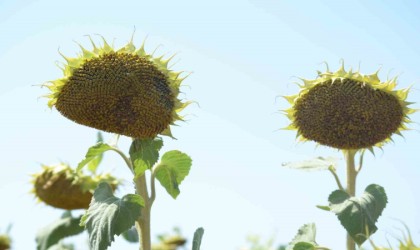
[80,182,144,250]
[129,138,163,177]
[122,226,139,243]
[77,143,113,171]
[327,184,387,245]
[36,214,84,250]
[86,132,105,173]
[286,223,317,250]
[293,242,316,250]
[282,157,338,172]
[192,227,204,250]
[154,150,192,199]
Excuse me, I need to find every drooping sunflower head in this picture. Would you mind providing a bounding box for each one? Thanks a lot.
[44,35,190,139]
[0,235,11,250]
[284,63,415,151]
[31,164,119,210]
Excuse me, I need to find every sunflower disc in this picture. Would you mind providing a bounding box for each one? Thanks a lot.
[45,36,189,139]
[284,63,414,150]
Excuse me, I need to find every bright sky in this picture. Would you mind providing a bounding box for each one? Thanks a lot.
[0,0,420,249]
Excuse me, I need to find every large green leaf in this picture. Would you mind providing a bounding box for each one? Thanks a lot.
[80,182,144,250]
[282,157,337,172]
[286,223,317,250]
[328,184,388,245]
[77,143,113,171]
[36,214,84,250]
[154,150,192,199]
[192,228,204,250]
[129,138,163,177]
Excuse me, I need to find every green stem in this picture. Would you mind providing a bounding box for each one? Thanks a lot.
[328,166,344,191]
[134,170,157,250]
[110,147,134,174]
[135,173,152,250]
[344,150,357,250]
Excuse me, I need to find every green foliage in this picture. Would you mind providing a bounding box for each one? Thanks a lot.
[327,184,388,246]
[192,228,204,250]
[293,242,316,250]
[77,143,113,171]
[154,150,192,199]
[287,223,318,250]
[122,226,139,243]
[282,157,337,172]
[86,132,105,173]
[35,212,84,250]
[81,182,144,250]
[129,138,163,177]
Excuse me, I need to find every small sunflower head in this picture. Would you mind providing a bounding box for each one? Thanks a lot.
[44,35,190,139]
[32,164,119,210]
[0,235,11,250]
[284,63,415,150]
[161,236,187,247]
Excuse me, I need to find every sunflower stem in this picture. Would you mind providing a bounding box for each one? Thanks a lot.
[135,173,152,250]
[344,149,358,250]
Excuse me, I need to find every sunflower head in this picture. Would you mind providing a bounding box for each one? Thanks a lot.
[284,63,415,151]
[0,235,10,250]
[44,35,190,139]
[32,164,119,210]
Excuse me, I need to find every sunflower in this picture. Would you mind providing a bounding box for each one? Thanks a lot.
[44,36,189,139]
[284,63,415,150]
[0,235,10,250]
[32,164,119,210]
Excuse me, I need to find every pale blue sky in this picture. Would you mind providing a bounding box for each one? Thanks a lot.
[0,0,419,249]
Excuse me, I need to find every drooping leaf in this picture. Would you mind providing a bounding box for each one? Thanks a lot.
[36,214,84,250]
[327,184,388,245]
[154,150,192,199]
[80,182,144,250]
[192,228,204,250]
[129,138,163,177]
[87,132,105,173]
[282,157,338,171]
[122,226,139,243]
[315,205,331,211]
[286,223,317,250]
[77,143,114,171]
